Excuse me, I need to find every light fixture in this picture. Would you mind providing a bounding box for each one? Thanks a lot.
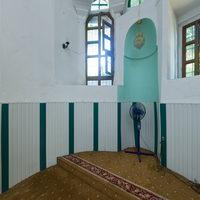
[62,42,70,49]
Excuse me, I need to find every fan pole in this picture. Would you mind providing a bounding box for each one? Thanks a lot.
[125,114,155,162]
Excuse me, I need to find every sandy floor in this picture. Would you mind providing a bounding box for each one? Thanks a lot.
[0,166,111,200]
[0,150,199,200]
[77,150,200,200]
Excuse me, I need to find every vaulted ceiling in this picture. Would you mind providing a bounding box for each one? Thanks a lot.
[170,0,200,17]
[72,0,126,16]
[73,0,200,17]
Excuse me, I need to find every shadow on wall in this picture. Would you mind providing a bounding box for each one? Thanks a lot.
[118,18,159,102]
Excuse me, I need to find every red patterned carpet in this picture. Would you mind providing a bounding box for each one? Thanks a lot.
[64,155,165,200]
[74,151,200,200]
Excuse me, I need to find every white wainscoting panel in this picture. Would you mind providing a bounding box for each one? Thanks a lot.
[141,103,155,152]
[167,104,200,183]
[74,103,93,153]
[121,103,134,150]
[121,102,155,152]
[99,103,117,151]
[9,103,40,188]
[46,103,69,168]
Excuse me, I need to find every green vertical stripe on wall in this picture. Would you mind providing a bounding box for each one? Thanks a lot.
[117,103,122,152]
[69,103,74,154]
[128,0,131,7]
[1,104,9,193]
[40,103,46,171]
[154,102,158,155]
[93,103,98,151]
[160,104,167,167]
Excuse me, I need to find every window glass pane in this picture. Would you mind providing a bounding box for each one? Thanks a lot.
[101,57,106,76]
[101,15,112,25]
[100,5,108,10]
[86,13,114,86]
[91,0,109,11]
[186,44,195,61]
[186,63,195,77]
[104,25,111,37]
[88,81,98,86]
[100,0,108,5]
[88,16,98,28]
[87,43,98,56]
[129,0,144,7]
[87,57,99,76]
[104,38,111,51]
[88,29,98,41]
[101,30,105,56]
[91,5,99,11]
[107,56,112,73]
[101,80,112,86]
[186,25,195,42]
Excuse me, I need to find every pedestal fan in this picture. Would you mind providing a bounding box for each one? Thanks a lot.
[125,102,154,162]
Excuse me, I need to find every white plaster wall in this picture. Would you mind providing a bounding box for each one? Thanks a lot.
[177,6,200,79]
[0,0,117,103]
[160,0,200,104]
[1,0,200,103]
[0,0,55,92]
[115,0,159,86]
[55,0,85,85]
[116,0,200,104]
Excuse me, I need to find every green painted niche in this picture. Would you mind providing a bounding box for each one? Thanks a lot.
[118,18,159,102]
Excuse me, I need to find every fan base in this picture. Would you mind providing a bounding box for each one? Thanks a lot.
[125,150,155,162]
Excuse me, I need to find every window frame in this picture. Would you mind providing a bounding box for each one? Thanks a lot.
[182,19,200,78]
[128,0,143,8]
[85,12,114,86]
[91,0,109,12]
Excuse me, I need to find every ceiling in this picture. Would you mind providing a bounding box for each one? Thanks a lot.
[170,0,200,17]
[73,0,200,17]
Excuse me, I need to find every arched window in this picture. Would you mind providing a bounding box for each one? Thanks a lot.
[91,0,109,11]
[128,0,144,8]
[86,1,114,86]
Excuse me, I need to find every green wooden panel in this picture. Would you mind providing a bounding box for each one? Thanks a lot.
[160,104,167,167]
[40,103,46,171]
[93,103,98,151]
[154,102,158,155]
[117,103,122,152]
[69,103,74,154]
[1,104,9,192]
